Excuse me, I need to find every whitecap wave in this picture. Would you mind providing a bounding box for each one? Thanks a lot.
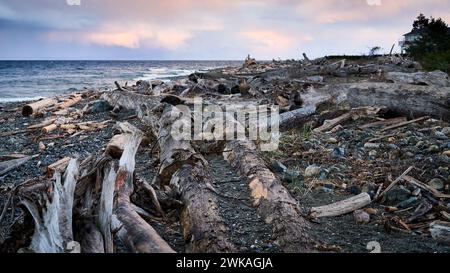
[0,96,45,103]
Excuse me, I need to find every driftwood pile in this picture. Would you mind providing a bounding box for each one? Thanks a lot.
[1,55,450,253]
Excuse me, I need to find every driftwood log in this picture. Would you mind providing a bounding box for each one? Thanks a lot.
[22,98,57,116]
[224,140,312,252]
[322,83,450,121]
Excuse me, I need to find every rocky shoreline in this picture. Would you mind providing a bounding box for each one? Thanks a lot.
[1,55,450,253]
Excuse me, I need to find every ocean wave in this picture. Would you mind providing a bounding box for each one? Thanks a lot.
[0,96,45,103]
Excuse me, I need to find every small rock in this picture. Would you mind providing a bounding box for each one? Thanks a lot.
[331,147,346,158]
[387,137,396,143]
[38,142,46,151]
[368,150,378,158]
[271,161,287,173]
[428,178,444,191]
[404,151,415,158]
[326,138,338,144]
[397,197,419,209]
[435,131,448,140]
[412,188,421,196]
[365,208,378,215]
[443,151,450,156]
[385,186,411,205]
[364,143,380,149]
[354,210,370,224]
[348,185,362,195]
[283,170,302,184]
[319,186,334,194]
[442,127,450,135]
[331,125,344,133]
[388,144,399,150]
[304,165,321,177]
[428,145,440,153]
[91,100,113,113]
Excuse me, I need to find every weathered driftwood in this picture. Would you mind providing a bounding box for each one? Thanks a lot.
[359,117,407,129]
[47,157,72,176]
[430,221,450,245]
[224,140,312,252]
[322,83,450,121]
[0,155,38,176]
[379,116,429,133]
[402,176,450,199]
[279,106,316,131]
[27,118,57,130]
[42,124,58,134]
[105,134,131,159]
[57,95,83,110]
[22,98,58,116]
[113,133,175,253]
[313,107,381,133]
[159,106,235,253]
[98,164,116,253]
[386,71,450,87]
[310,193,372,218]
[21,159,80,253]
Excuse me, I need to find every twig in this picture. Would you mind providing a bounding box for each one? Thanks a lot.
[379,116,429,133]
[376,166,414,200]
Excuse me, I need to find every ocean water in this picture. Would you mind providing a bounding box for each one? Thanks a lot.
[0,60,241,102]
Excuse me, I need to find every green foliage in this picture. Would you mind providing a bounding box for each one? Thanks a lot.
[407,14,450,73]
[421,51,450,74]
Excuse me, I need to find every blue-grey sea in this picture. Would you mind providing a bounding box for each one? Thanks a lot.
[0,60,241,102]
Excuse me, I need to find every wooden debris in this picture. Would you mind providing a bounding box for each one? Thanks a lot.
[313,107,381,133]
[27,118,57,130]
[359,117,407,129]
[42,124,58,134]
[379,116,430,133]
[310,193,372,218]
[47,157,72,176]
[105,134,131,159]
[0,155,38,176]
[377,166,414,200]
[57,95,82,110]
[22,98,57,116]
[402,176,450,199]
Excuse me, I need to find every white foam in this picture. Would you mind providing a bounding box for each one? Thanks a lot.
[0,96,45,103]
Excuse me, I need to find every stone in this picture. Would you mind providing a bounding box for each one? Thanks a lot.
[428,178,444,191]
[435,131,449,140]
[397,197,419,209]
[304,165,321,177]
[364,143,380,149]
[444,151,450,156]
[442,127,450,135]
[326,138,338,144]
[275,95,290,107]
[330,125,344,133]
[91,100,113,113]
[38,142,46,151]
[353,210,370,224]
[368,150,378,158]
[283,170,302,184]
[365,208,378,215]
[385,186,411,205]
[428,145,440,153]
[136,80,151,93]
[271,161,287,173]
[388,144,399,150]
[387,137,396,143]
[348,185,362,195]
[331,147,345,158]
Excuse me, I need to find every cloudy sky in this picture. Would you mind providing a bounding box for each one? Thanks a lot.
[0,0,449,60]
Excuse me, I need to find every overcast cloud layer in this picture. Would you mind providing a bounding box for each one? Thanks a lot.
[0,0,449,60]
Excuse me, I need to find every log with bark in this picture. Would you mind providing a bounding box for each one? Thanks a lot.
[112,133,175,253]
[224,140,312,252]
[320,83,450,121]
[156,106,235,253]
[22,98,58,116]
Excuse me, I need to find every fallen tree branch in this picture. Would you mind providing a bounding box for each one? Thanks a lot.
[310,193,372,218]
